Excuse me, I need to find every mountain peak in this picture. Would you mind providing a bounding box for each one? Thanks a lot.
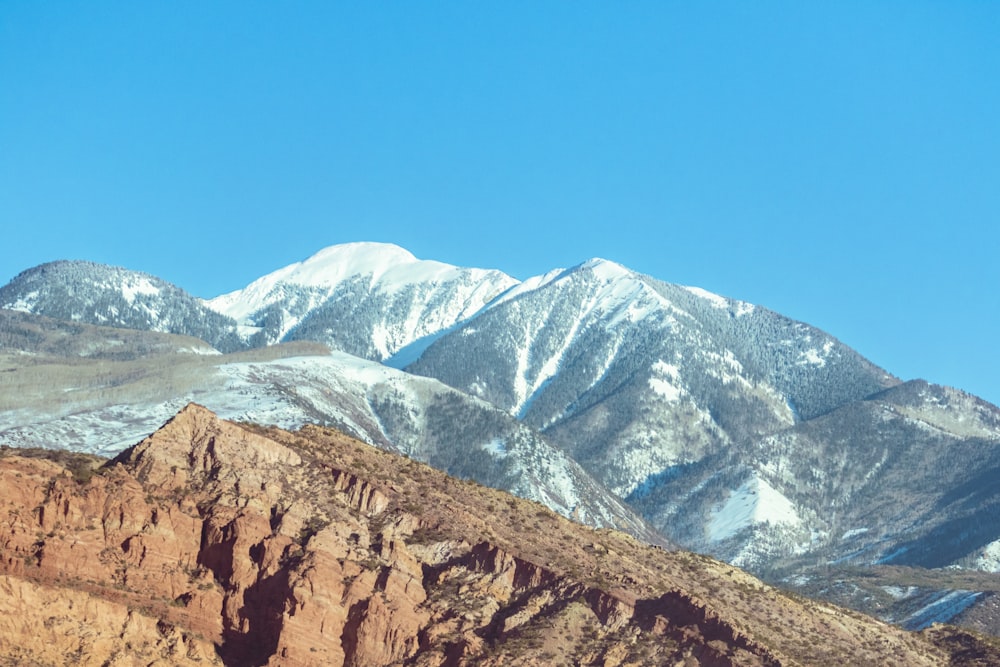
[210,242,508,305]
[253,242,427,291]
[204,242,518,356]
[576,257,634,280]
[299,242,420,281]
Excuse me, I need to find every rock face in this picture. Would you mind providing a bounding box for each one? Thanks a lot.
[0,404,991,665]
[0,574,221,666]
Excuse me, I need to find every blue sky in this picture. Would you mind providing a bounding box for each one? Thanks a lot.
[2,2,999,405]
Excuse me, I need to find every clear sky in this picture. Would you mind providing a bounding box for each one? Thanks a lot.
[2,3,998,406]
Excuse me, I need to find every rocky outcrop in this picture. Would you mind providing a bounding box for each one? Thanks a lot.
[0,404,976,665]
[0,574,221,666]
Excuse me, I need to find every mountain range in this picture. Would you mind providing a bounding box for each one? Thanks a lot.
[2,241,1000,634]
[5,403,995,666]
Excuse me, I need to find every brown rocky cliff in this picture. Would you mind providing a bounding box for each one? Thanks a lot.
[0,404,983,665]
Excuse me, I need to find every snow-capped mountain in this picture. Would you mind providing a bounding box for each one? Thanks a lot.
[5,241,1000,632]
[0,261,245,352]
[623,379,1000,573]
[0,312,655,543]
[405,258,896,499]
[204,242,518,359]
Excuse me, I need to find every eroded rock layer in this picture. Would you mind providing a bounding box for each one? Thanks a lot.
[0,404,992,665]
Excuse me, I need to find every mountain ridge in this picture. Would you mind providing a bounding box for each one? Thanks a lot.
[0,403,993,666]
[2,241,1000,635]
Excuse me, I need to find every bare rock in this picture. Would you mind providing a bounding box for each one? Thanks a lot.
[0,405,973,666]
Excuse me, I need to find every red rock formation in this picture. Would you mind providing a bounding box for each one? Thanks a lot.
[0,404,979,665]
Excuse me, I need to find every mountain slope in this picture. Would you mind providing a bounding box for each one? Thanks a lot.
[406,258,897,499]
[625,379,1000,573]
[0,404,987,666]
[0,261,245,352]
[760,381,1000,571]
[0,312,654,541]
[0,307,220,359]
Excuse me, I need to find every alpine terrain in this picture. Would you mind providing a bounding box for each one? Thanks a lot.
[3,241,1000,638]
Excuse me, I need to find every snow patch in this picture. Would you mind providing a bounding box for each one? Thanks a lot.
[882,585,918,600]
[682,285,729,309]
[483,438,508,458]
[120,277,160,304]
[178,346,222,356]
[796,339,835,368]
[707,475,802,542]
[6,290,40,312]
[973,539,1000,572]
[797,348,825,367]
[648,378,681,402]
[652,360,680,379]
[841,527,869,540]
[901,591,983,631]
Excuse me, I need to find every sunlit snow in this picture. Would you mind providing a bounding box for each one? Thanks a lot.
[708,475,802,542]
[207,242,515,322]
[882,585,919,600]
[120,277,160,304]
[483,438,508,458]
[7,290,39,312]
[681,285,729,309]
[177,346,222,356]
[680,285,756,317]
[973,539,1000,572]
[796,340,835,368]
[648,377,681,402]
[900,591,983,631]
[204,242,517,353]
[840,527,870,540]
[490,267,566,306]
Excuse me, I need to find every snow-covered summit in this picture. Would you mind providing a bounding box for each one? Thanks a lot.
[206,242,499,321]
[577,257,633,280]
[203,241,519,357]
[270,242,424,287]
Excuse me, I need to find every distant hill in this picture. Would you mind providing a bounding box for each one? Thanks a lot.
[0,260,246,352]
